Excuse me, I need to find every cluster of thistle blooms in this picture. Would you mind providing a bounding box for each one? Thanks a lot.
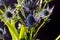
[20,0,54,28]
[0,0,54,40]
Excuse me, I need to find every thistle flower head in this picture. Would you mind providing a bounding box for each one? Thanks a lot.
[25,13,36,28]
[24,0,40,9]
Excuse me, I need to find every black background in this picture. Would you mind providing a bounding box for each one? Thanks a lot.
[37,0,60,40]
[0,0,60,40]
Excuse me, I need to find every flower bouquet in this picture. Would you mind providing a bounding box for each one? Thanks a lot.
[0,0,54,40]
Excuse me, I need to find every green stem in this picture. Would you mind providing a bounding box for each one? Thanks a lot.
[17,0,26,19]
[0,17,19,40]
[16,9,25,25]
[33,17,48,38]
[3,4,8,10]
[43,3,47,9]
[40,0,43,11]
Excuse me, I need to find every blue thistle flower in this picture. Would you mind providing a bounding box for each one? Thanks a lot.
[24,0,40,9]
[25,14,36,27]
[35,6,54,23]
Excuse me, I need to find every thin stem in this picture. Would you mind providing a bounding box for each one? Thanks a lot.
[20,7,26,19]
[17,0,26,19]
[16,9,25,25]
[42,2,47,9]
[40,0,43,11]
[33,17,48,38]
[33,10,54,38]
[3,4,8,10]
